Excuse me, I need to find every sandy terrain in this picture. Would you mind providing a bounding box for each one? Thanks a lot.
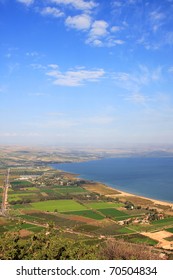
[141,230,173,250]
[105,187,173,208]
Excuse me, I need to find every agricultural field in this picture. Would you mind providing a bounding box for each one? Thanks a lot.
[87,201,123,209]
[63,210,104,220]
[116,233,158,246]
[129,217,173,232]
[97,208,129,219]
[30,199,88,212]
[1,163,173,257]
[53,186,88,195]
[0,221,45,235]
[166,227,173,233]
[19,212,86,228]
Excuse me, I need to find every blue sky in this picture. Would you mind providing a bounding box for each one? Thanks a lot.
[0,0,173,147]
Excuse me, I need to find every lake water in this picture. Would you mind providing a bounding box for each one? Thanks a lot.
[50,157,173,203]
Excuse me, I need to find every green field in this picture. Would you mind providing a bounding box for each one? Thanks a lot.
[87,202,123,209]
[31,199,88,212]
[130,217,173,232]
[98,208,129,219]
[0,222,44,234]
[152,217,173,225]
[166,227,173,233]
[75,224,100,232]
[116,233,158,246]
[55,187,88,194]
[63,210,104,220]
[11,180,33,187]
[18,223,45,232]
[9,193,36,202]
[21,212,85,228]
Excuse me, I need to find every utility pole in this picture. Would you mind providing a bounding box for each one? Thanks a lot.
[1,168,10,216]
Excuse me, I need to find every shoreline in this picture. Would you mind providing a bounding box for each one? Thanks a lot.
[56,168,173,208]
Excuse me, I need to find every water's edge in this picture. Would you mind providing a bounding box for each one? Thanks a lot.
[50,157,173,204]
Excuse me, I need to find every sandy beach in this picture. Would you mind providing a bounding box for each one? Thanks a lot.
[61,169,173,208]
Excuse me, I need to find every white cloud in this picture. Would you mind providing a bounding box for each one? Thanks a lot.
[107,38,125,46]
[17,0,34,6]
[46,66,105,86]
[111,25,122,32]
[87,20,109,45]
[65,14,92,30]
[41,7,64,18]
[50,0,97,11]
[90,20,108,37]
[48,64,59,69]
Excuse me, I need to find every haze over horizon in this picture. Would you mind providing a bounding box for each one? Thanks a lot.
[1,0,173,146]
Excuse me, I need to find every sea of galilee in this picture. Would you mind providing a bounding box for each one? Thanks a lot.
[51,157,173,204]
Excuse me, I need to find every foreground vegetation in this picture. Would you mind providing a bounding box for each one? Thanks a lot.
[0,229,162,260]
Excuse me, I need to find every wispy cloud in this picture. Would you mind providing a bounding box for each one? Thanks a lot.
[149,10,166,32]
[46,65,105,86]
[16,0,34,6]
[125,92,148,105]
[113,65,162,91]
[30,63,46,70]
[40,7,64,18]
[26,51,39,57]
[50,0,97,12]
[112,65,162,104]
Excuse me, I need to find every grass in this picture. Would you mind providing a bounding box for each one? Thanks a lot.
[30,199,88,212]
[63,210,104,220]
[12,204,31,209]
[87,201,123,209]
